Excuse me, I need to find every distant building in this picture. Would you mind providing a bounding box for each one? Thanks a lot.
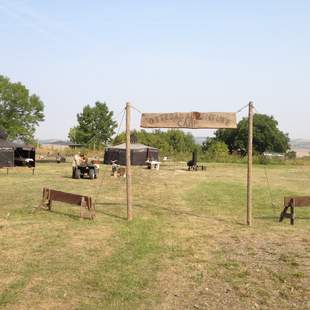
[263,152,285,159]
[41,140,83,150]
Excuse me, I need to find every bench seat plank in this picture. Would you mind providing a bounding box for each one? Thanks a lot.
[284,196,310,207]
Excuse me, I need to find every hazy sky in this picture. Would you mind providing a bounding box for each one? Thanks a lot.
[1,0,309,140]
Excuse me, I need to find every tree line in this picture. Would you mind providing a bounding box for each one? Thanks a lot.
[0,74,290,158]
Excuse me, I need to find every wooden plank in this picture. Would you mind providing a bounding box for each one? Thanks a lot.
[48,189,90,207]
[140,112,237,129]
[284,196,310,207]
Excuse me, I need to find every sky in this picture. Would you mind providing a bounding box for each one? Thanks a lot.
[0,0,309,140]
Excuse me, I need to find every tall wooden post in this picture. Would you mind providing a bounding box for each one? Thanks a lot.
[126,102,133,221]
[247,101,254,226]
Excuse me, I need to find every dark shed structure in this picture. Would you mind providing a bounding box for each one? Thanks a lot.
[104,143,159,166]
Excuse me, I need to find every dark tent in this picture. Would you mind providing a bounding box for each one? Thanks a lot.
[0,139,15,168]
[13,143,36,167]
[0,137,36,168]
[104,143,159,166]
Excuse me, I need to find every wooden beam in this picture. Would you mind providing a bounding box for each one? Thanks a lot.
[126,102,133,221]
[141,112,237,129]
[247,102,254,226]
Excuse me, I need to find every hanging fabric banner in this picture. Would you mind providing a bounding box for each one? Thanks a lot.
[140,112,237,129]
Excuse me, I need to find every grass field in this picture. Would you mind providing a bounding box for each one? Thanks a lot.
[1,162,310,309]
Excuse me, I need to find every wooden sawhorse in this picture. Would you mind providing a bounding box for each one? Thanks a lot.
[39,188,95,219]
[279,196,310,225]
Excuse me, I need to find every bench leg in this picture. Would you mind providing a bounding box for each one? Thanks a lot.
[80,197,86,218]
[80,197,95,219]
[47,200,52,211]
[290,206,295,225]
[39,188,51,210]
[279,206,289,222]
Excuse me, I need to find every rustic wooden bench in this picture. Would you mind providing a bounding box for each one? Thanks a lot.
[39,188,95,219]
[279,196,310,225]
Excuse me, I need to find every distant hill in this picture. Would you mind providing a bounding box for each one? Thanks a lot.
[38,137,310,151]
[39,139,70,146]
[290,139,310,150]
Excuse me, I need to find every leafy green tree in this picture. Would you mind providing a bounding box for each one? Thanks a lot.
[165,130,196,153]
[0,128,7,139]
[0,75,44,142]
[202,139,229,161]
[112,129,197,155]
[215,114,289,154]
[68,101,117,148]
[202,137,216,152]
[112,131,126,145]
[207,140,229,161]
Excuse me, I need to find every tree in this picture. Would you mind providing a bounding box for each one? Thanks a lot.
[208,141,229,161]
[68,101,117,148]
[0,75,44,142]
[112,129,197,154]
[215,114,290,154]
[202,138,229,161]
[165,130,196,153]
[202,137,216,152]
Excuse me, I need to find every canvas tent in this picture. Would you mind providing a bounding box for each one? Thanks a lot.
[104,143,159,166]
[0,129,36,167]
[13,143,36,167]
[0,139,15,168]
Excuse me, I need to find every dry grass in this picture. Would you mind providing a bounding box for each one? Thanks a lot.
[0,162,310,309]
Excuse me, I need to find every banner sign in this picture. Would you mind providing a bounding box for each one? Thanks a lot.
[141,112,237,129]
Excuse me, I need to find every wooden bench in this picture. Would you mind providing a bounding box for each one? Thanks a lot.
[39,188,95,219]
[279,196,310,225]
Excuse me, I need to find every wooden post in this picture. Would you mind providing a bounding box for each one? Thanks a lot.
[247,101,254,226]
[126,102,133,221]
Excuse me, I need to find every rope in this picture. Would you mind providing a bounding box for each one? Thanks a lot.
[84,132,100,146]
[93,170,105,207]
[253,106,260,114]
[131,104,143,114]
[114,108,126,119]
[92,109,126,207]
[115,108,126,137]
[263,165,276,208]
[236,103,249,114]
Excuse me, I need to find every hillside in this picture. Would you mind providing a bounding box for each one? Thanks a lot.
[290,139,310,150]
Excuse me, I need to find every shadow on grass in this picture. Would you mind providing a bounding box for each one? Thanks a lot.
[95,202,129,220]
[134,203,243,225]
[254,216,279,220]
[62,175,94,180]
[39,209,93,221]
